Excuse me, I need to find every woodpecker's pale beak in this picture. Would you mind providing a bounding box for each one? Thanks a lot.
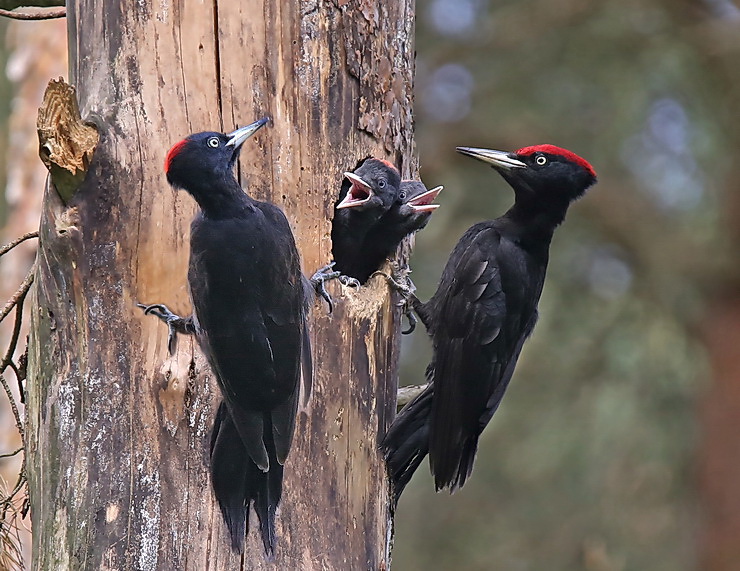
[226,117,269,148]
[408,185,443,213]
[337,172,374,209]
[456,147,526,170]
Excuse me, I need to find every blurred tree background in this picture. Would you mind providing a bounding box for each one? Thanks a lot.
[0,1,739,569]
[395,1,739,570]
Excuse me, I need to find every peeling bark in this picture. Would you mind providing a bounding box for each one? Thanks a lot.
[27,1,415,569]
[37,78,98,203]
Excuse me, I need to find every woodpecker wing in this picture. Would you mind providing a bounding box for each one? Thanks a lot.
[254,204,308,466]
[189,206,305,470]
[427,223,536,491]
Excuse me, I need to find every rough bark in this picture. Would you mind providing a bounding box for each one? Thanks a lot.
[36,78,99,203]
[26,1,415,569]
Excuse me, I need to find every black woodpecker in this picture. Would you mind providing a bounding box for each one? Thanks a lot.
[139,119,309,557]
[381,144,597,503]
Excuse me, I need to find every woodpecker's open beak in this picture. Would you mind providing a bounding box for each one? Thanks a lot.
[226,117,269,148]
[408,185,443,213]
[337,172,374,209]
[456,147,527,170]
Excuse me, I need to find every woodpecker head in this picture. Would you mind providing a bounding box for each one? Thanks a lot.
[164,118,269,192]
[401,180,443,214]
[456,144,596,205]
[335,158,401,213]
[394,180,443,232]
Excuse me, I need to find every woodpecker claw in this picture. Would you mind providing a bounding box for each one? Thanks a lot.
[338,275,361,289]
[402,308,417,335]
[137,302,195,355]
[371,264,420,334]
[308,263,365,313]
[309,263,341,314]
[373,267,416,298]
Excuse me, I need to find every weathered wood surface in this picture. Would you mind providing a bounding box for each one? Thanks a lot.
[27,1,415,569]
[37,78,99,203]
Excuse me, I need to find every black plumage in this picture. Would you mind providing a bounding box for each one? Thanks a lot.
[360,180,442,280]
[381,144,597,501]
[330,158,402,283]
[142,119,308,556]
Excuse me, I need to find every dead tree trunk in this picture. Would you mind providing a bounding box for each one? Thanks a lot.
[26,1,415,568]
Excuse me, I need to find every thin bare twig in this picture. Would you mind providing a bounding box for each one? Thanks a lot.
[0,509,23,571]
[0,474,25,571]
[0,231,38,258]
[0,262,34,456]
[1,287,29,405]
[0,449,22,460]
[0,376,23,451]
[0,6,65,19]
[0,268,34,325]
[6,361,20,382]
[7,471,25,502]
[0,236,35,570]
[1,298,26,372]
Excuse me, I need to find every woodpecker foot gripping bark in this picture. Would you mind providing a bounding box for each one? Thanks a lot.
[337,274,361,289]
[372,264,418,334]
[309,262,341,313]
[137,303,195,355]
[308,262,361,314]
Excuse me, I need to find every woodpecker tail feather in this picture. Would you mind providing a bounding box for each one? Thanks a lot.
[433,432,479,492]
[210,402,249,552]
[210,403,285,558]
[380,384,434,506]
[251,431,283,559]
[300,318,313,405]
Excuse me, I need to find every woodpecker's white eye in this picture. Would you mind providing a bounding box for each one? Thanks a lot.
[536,155,547,165]
[207,137,220,148]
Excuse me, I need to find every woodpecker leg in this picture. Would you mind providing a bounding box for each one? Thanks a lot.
[378,269,416,298]
[308,263,341,313]
[309,262,362,313]
[337,274,361,289]
[137,303,195,355]
[371,264,422,334]
[402,308,418,335]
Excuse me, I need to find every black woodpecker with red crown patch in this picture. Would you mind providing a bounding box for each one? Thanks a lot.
[139,118,308,557]
[381,144,597,503]
[330,157,402,283]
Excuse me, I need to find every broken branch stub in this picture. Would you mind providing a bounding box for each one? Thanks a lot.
[36,77,98,203]
[397,383,428,410]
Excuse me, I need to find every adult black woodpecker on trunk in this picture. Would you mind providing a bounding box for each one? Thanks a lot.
[361,180,443,284]
[330,157,402,283]
[139,118,308,557]
[381,144,597,503]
